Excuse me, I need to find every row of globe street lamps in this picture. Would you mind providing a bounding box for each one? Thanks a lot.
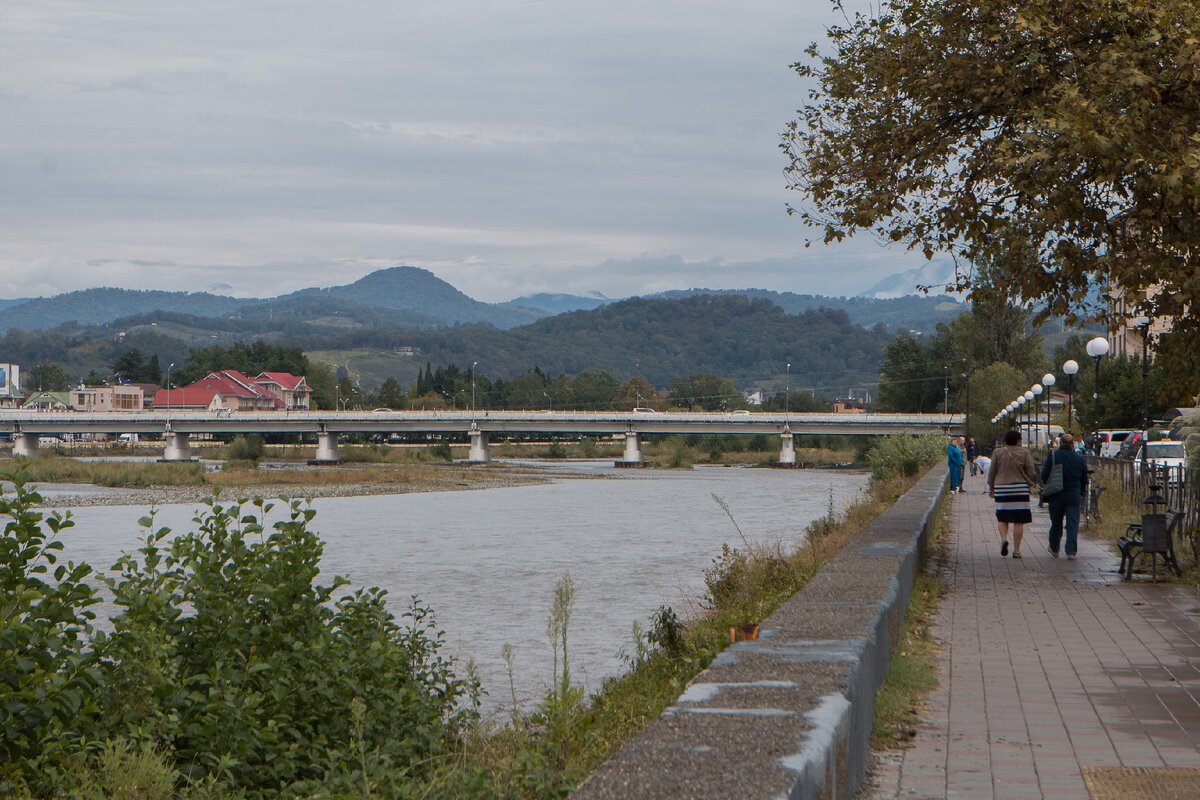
[989,336,1111,450]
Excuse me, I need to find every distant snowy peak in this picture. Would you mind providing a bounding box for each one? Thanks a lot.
[857,262,960,299]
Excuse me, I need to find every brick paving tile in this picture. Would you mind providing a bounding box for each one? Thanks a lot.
[865,474,1200,799]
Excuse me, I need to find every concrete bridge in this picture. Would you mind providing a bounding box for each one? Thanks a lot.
[0,410,962,465]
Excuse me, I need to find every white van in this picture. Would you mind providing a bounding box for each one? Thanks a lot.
[1097,430,1132,458]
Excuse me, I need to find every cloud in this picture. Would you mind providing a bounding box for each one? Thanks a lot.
[0,0,923,302]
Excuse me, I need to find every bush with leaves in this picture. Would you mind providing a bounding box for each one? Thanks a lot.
[98,496,479,796]
[1,475,479,798]
[867,434,947,479]
[0,478,103,796]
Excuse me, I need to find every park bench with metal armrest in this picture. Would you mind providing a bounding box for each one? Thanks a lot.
[1118,509,1184,580]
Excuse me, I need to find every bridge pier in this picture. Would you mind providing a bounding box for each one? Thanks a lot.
[162,432,194,462]
[467,429,491,463]
[778,430,797,467]
[310,432,342,465]
[615,432,645,468]
[12,433,40,458]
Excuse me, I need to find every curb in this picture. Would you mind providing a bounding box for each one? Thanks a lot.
[572,465,947,799]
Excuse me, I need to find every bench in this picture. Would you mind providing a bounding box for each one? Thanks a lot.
[1118,509,1184,580]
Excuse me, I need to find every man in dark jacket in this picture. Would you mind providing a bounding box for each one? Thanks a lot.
[1040,433,1089,559]
[966,436,980,475]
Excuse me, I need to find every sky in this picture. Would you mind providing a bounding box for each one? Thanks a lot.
[0,1,939,303]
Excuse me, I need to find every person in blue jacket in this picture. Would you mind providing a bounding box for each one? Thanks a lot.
[1040,433,1090,558]
[947,436,964,493]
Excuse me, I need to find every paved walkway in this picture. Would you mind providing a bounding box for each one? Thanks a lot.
[868,472,1200,799]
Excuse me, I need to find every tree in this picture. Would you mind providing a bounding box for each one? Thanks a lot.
[614,377,660,410]
[373,377,405,409]
[27,362,72,391]
[111,349,145,382]
[784,0,1200,376]
[966,363,1030,444]
[666,374,742,411]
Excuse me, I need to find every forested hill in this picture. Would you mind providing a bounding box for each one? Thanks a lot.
[0,288,254,331]
[323,295,891,386]
[650,288,963,334]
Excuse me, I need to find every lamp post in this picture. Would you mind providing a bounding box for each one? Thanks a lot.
[1134,318,1151,473]
[1086,336,1110,451]
[165,362,175,423]
[1042,373,1056,448]
[785,362,791,418]
[471,361,478,421]
[1063,359,1079,434]
[543,391,552,412]
[1022,391,1034,443]
[1031,384,1044,448]
[943,366,949,414]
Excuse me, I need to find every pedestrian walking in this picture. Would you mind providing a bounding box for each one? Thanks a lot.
[966,436,980,476]
[987,429,1039,558]
[975,451,992,491]
[947,435,964,493]
[1040,433,1089,559]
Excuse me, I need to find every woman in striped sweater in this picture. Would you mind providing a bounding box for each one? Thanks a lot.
[986,429,1040,558]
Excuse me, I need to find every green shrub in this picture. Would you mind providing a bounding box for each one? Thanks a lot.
[866,434,946,479]
[225,434,265,462]
[1,474,479,798]
[428,442,454,461]
[100,498,479,795]
[0,477,103,796]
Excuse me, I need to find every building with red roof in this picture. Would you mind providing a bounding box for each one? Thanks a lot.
[151,386,227,412]
[150,370,310,412]
[253,372,311,410]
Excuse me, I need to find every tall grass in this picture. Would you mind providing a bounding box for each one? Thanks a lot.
[6,456,207,487]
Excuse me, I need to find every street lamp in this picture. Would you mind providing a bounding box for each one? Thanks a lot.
[1031,384,1044,447]
[1042,373,1056,448]
[471,361,478,421]
[1133,317,1152,472]
[543,391,552,412]
[1086,336,1110,448]
[785,362,791,417]
[1022,391,1034,442]
[1063,359,1079,434]
[165,362,175,423]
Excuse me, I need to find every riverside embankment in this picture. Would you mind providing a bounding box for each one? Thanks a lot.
[574,464,946,799]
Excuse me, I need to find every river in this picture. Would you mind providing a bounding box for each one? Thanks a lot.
[43,461,870,713]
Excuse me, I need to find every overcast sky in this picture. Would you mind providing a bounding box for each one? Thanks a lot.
[0,1,935,302]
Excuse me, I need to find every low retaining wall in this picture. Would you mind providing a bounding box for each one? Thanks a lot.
[572,465,947,800]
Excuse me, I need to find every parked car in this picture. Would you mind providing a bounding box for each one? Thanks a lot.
[632,407,657,414]
[1136,440,1189,484]
[1098,430,1133,458]
[1115,431,1147,460]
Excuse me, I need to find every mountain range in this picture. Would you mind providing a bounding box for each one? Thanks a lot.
[0,265,964,335]
[0,266,973,389]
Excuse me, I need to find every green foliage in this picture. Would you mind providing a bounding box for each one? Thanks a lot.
[1053,334,1178,430]
[645,606,684,660]
[174,341,309,386]
[112,348,162,384]
[877,298,1045,413]
[867,435,946,479]
[1,483,478,798]
[427,442,454,461]
[26,362,72,392]
[966,363,1030,442]
[0,478,102,795]
[784,0,1200,379]
[666,374,743,411]
[225,434,266,462]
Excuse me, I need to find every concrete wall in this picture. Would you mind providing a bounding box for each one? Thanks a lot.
[572,465,947,800]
